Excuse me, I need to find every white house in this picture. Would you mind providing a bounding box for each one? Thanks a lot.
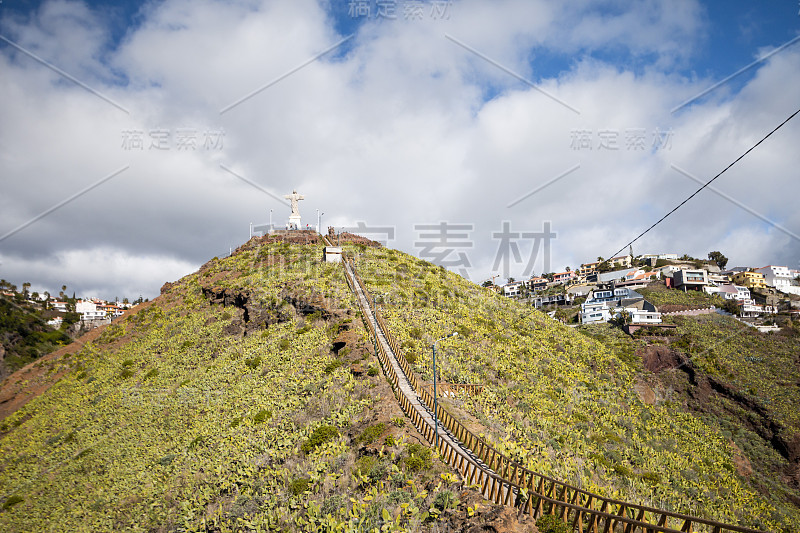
[579,286,661,325]
[581,301,612,324]
[76,300,107,321]
[637,253,678,262]
[706,284,750,301]
[502,281,525,297]
[672,269,708,291]
[755,265,800,295]
[580,301,661,325]
[626,308,663,324]
[739,299,765,318]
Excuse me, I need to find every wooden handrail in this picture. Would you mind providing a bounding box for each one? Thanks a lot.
[340,254,766,533]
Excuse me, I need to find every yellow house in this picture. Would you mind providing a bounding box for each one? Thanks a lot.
[608,254,633,268]
[732,271,766,289]
[577,262,599,278]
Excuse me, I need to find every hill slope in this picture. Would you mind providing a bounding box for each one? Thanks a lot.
[352,245,800,531]
[2,238,798,531]
[0,238,537,532]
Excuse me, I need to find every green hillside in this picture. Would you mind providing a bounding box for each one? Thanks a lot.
[352,245,800,531]
[0,239,519,532]
[0,296,73,374]
[1,238,798,531]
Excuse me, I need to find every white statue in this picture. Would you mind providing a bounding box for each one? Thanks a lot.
[284,189,304,229]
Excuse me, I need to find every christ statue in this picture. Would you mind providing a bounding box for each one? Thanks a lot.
[284,190,304,229]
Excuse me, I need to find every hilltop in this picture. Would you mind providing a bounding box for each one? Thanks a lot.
[0,236,798,531]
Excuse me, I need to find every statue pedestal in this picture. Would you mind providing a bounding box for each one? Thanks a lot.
[288,214,301,230]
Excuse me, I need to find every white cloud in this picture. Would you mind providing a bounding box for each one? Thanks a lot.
[0,0,797,296]
[3,247,197,300]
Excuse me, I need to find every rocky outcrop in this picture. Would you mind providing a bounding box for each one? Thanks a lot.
[638,345,686,373]
[201,286,291,335]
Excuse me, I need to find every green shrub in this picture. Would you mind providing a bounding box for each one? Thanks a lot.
[390,416,405,428]
[221,311,232,320]
[613,463,632,477]
[355,455,377,477]
[405,352,417,364]
[302,424,339,454]
[119,368,134,379]
[324,359,345,374]
[640,471,661,484]
[355,456,389,483]
[157,453,176,466]
[403,443,432,472]
[432,490,459,511]
[230,416,242,428]
[367,365,379,377]
[253,409,272,424]
[279,339,290,350]
[388,490,411,504]
[357,423,386,445]
[143,368,158,380]
[321,494,346,516]
[288,477,310,496]
[121,359,134,367]
[244,357,262,370]
[536,514,571,533]
[2,495,23,510]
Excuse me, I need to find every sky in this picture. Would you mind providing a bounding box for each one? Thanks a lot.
[0,0,799,300]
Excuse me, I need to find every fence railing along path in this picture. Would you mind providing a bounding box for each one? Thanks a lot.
[341,253,767,533]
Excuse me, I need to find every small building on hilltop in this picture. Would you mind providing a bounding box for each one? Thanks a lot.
[323,246,342,263]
